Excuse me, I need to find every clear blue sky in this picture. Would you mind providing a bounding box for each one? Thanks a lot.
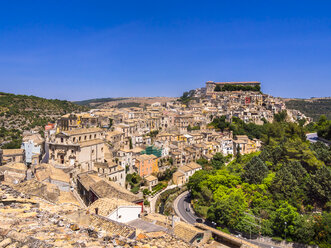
[0,0,330,100]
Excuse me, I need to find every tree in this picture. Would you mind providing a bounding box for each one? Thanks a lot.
[211,153,226,169]
[208,188,248,230]
[242,156,269,184]
[293,215,315,243]
[129,137,133,149]
[214,85,222,92]
[187,170,210,198]
[108,118,113,128]
[307,166,331,207]
[274,111,287,123]
[271,201,299,239]
[316,115,331,141]
[270,161,308,207]
[310,142,331,166]
[314,212,331,248]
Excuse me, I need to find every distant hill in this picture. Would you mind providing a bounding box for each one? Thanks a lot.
[0,92,89,148]
[74,97,128,108]
[284,97,331,121]
[75,97,177,109]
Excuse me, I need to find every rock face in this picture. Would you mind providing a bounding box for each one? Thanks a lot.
[0,183,197,248]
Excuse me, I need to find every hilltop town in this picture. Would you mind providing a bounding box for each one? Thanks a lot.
[0,81,322,248]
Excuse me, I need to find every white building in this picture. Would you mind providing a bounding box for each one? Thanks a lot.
[21,139,42,165]
[88,197,142,223]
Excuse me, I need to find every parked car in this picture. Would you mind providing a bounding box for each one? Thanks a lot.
[196,218,203,223]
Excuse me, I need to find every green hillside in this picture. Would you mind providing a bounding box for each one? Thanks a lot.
[285,98,331,121]
[0,92,89,148]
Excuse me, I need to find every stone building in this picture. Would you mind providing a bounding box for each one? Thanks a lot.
[48,127,105,171]
[1,149,25,165]
[76,171,143,208]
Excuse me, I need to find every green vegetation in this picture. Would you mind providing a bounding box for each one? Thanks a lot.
[0,92,88,148]
[156,186,187,215]
[209,115,267,140]
[0,127,22,149]
[214,84,261,92]
[187,125,200,131]
[126,173,142,194]
[316,115,331,141]
[188,117,331,246]
[151,182,167,195]
[178,90,195,105]
[157,167,177,181]
[285,98,331,121]
[146,130,159,138]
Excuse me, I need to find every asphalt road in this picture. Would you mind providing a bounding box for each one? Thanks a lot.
[176,191,199,224]
[306,133,319,143]
[174,191,282,248]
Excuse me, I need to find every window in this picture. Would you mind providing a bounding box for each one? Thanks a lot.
[89,135,92,139]
[71,150,74,154]
[84,136,87,140]
[79,136,81,141]
[94,134,97,138]
[61,138,64,143]
[73,137,76,142]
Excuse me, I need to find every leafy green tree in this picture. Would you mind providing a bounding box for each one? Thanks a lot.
[316,115,331,141]
[307,166,331,207]
[214,85,222,92]
[208,188,248,230]
[274,111,287,123]
[270,161,308,207]
[283,138,324,171]
[271,201,299,239]
[313,212,331,248]
[310,142,331,166]
[187,170,210,198]
[242,156,269,184]
[211,152,226,169]
[293,215,315,243]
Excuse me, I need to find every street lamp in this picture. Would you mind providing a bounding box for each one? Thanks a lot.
[284,222,287,243]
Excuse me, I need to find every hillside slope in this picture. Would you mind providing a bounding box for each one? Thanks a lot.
[0,92,89,148]
[284,98,331,121]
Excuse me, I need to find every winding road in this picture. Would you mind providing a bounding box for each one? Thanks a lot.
[174,191,199,224]
[174,191,282,248]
